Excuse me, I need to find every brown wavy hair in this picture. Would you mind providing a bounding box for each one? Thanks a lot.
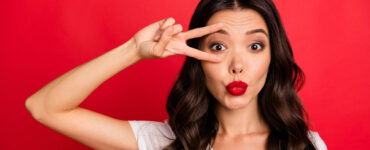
[164,0,316,149]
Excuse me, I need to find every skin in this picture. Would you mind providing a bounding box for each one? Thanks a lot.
[200,9,271,150]
[24,8,271,150]
[25,17,225,150]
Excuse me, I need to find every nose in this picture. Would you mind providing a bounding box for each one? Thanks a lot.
[231,64,243,74]
[229,58,244,75]
[229,48,245,76]
[232,67,243,74]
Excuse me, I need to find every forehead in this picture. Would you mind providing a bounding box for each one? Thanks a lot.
[206,9,268,35]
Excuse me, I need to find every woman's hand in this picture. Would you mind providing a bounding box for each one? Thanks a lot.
[132,17,223,62]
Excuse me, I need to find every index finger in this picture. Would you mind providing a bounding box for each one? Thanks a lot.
[181,46,222,62]
[182,23,223,40]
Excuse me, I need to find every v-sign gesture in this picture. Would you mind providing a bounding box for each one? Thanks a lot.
[25,17,224,150]
[133,17,223,62]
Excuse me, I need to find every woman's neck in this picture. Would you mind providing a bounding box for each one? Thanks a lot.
[214,97,269,137]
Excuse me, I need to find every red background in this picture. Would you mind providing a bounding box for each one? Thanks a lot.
[1,0,369,149]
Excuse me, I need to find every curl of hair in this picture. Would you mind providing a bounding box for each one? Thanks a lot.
[164,0,316,149]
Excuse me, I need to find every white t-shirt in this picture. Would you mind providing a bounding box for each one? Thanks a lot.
[128,120,327,150]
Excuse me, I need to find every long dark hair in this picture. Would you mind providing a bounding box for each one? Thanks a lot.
[164,0,316,149]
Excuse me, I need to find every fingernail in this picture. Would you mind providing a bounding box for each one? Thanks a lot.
[168,17,175,24]
[175,24,183,32]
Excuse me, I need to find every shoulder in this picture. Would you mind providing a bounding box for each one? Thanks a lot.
[128,119,175,150]
[307,130,328,150]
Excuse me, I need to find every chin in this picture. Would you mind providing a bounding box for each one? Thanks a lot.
[221,96,251,110]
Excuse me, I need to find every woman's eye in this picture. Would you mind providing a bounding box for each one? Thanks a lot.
[249,43,264,51]
[209,42,226,51]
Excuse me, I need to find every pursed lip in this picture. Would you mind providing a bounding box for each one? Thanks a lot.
[226,81,248,96]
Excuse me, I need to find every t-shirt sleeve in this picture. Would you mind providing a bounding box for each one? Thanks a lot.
[128,120,176,150]
[308,131,328,150]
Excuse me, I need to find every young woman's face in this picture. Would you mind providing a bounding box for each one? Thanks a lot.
[200,9,271,110]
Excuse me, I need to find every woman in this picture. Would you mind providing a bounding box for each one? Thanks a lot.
[25,0,327,149]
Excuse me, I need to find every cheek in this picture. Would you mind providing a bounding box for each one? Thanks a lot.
[201,63,226,96]
[248,52,271,91]
[202,64,222,83]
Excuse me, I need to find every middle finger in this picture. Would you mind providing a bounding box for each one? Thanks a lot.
[182,23,223,40]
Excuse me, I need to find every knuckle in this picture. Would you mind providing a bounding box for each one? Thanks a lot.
[164,26,174,35]
[161,25,166,30]
[161,31,171,38]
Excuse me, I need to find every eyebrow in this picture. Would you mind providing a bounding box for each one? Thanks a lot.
[204,28,269,38]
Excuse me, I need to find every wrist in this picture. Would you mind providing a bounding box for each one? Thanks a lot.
[118,38,142,62]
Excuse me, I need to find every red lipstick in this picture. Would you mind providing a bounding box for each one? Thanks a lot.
[226,81,248,96]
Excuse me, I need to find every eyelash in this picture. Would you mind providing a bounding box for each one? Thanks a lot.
[208,41,265,51]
